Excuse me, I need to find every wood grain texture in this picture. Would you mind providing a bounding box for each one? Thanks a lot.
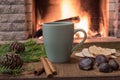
[1,54,120,80]
[1,42,120,80]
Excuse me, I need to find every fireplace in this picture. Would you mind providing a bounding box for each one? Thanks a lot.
[30,0,120,38]
[32,0,106,38]
[0,0,119,41]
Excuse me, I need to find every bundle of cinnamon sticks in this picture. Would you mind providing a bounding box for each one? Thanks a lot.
[34,57,57,78]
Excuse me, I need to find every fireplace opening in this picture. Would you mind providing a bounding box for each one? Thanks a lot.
[30,0,116,39]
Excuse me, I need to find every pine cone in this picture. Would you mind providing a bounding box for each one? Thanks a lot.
[0,52,23,69]
[9,41,25,53]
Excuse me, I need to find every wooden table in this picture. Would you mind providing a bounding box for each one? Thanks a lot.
[0,54,120,80]
[1,41,120,80]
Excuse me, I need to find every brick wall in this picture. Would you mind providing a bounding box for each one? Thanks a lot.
[109,0,120,37]
[0,0,26,41]
[117,0,120,37]
[24,0,32,38]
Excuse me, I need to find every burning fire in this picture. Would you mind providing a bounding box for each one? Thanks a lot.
[60,0,109,38]
[36,0,109,38]
[75,14,90,37]
[60,0,77,19]
[60,0,90,38]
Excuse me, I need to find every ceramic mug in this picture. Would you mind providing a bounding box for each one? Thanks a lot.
[42,22,87,63]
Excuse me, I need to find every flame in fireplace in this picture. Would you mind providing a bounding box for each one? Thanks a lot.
[75,14,90,37]
[60,0,90,38]
[60,0,77,18]
[36,0,110,38]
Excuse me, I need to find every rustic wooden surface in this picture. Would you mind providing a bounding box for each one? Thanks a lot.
[0,40,120,80]
[1,53,120,80]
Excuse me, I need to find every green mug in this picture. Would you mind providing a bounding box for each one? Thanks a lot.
[42,22,87,63]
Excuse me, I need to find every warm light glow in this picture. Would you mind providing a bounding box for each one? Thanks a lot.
[61,1,71,18]
[59,0,109,38]
[75,15,89,37]
[37,0,109,38]
[60,0,80,19]
[60,0,89,38]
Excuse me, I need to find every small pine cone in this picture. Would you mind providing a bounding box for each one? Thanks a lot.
[9,41,25,53]
[0,52,23,69]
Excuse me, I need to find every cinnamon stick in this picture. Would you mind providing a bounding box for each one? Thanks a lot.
[41,57,53,78]
[34,66,44,76]
[45,58,57,75]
